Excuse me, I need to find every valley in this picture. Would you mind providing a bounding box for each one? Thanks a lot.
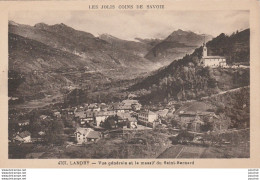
[8,20,250,159]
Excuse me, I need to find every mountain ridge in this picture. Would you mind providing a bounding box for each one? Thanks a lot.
[9,21,156,73]
[145,29,213,65]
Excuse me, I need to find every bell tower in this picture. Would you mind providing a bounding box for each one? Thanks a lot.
[202,43,207,57]
[202,35,207,57]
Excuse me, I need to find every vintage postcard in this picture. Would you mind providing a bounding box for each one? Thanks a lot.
[0,0,259,168]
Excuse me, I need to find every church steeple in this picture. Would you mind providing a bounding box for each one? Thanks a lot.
[202,43,207,57]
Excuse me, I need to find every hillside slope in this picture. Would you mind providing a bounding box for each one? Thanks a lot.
[129,29,250,103]
[9,33,91,73]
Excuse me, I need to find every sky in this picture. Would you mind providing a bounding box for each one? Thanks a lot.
[9,10,249,41]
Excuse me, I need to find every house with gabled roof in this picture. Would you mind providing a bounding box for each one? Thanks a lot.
[74,128,101,144]
[13,131,31,143]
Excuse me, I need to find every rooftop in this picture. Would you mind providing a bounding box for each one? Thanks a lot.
[114,103,132,110]
[18,131,31,138]
[75,111,86,119]
[75,128,93,135]
[139,110,157,116]
[202,56,226,59]
[86,111,95,118]
[96,111,115,117]
[122,99,138,105]
[128,117,137,122]
[86,131,100,139]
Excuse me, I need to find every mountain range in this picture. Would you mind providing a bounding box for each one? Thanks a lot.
[8,21,214,101]
[9,21,154,74]
[9,21,213,73]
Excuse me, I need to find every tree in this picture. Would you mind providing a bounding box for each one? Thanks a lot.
[170,120,179,128]
[30,121,42,136]
[200,121,213,132]
[215,102,225,114]
[45,120,65,145]
[208,77,217,88]
[176,130,194,144]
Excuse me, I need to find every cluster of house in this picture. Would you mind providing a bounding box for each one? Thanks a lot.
[71,98,180,144]
[176,111,218,132]
[69,95,176,144]
[11,93,172,145]
[11,93,183,145]
[11,124,47,145]
[11,119,46,144]
[11,98,228,146]
[11,119,32,143]
[12,93,228,146]
[71,96,136,125]
[73,96,168,128]
[9,112,57,144]
[173,106,228,133]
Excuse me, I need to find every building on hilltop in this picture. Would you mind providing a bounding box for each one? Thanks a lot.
[200,43,227,68]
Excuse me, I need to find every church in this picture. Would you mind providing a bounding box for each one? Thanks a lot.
[200,43,227,68]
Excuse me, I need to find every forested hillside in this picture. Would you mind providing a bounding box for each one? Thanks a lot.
[206,29,250,64]
[129,29,250,103]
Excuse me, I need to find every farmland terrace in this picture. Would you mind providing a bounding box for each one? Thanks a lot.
[157,129,250,159]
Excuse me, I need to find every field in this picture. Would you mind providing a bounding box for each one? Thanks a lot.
[158,145,207,158]
[157,138,249,159]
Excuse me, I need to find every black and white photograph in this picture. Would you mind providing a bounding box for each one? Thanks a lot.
[8,10,250,159]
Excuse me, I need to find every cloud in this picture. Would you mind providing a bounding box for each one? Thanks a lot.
[9,10,249,40]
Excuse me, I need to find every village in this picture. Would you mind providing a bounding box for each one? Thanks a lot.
[9,87,245,154]
[10,93,167,145]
